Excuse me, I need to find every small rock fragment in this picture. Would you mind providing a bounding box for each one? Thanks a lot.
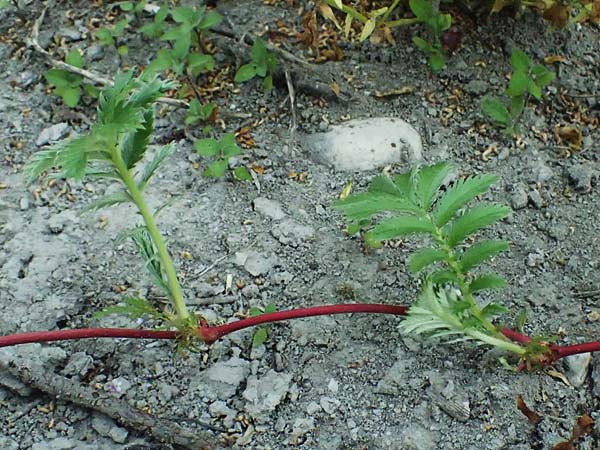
[528,189,544,209]
[243,369,292,419]
[463,80,489,95]
[401,425,438,450]
[253,197,286,220]
[566,352,591,387]
[289,417,315,444]
[61,352,93,378]
[510,184,528,210]
[271,219,315,247]
[36,123,69,146]
[327,378,339,394]
[104,376,131,397]
[567,164,596,193]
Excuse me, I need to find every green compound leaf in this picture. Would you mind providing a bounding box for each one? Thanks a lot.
[429,52,445,72]
[365,214,437,243]
[480,303,509,320]
[412,35,431,52]
[408,248,447,273]
[482,97,511,126]
[83,190,132,212]
[235,63,257,83]
[203,159,228,178]
[506,70,529,97]
[121,108,154,169]
[252,328,268,347]
[414,162,454,210]
[445,204,511,247]
[432,173,499,227]
[24,149,58,183]
[65,49,84,68]
[198,10,223,30]
[233,166,252,181]
[469,274,507,292]
[138,143,176,190]
[95,296,164,320]
[458,239,509,272]
[195,138,220,157]
[429,269,459,285]
[511,48,530,72]
[333,174,420,221]
[221,132,240,158]
[409,0,433,21]
[62,87,81,108]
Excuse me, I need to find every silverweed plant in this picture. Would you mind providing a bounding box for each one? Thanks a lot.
[334,163,543,365]
[25,71,199,344]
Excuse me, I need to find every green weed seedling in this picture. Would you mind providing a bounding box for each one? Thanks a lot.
[234,38,278,92]
[45,49,99,108]
[141,5,220,126]
[26,71,199,342]
[409,0,452,71]
[195,133,252,180]
[95,17,130,57]
[482,48,555,136]
[334,163,533,359]
[250,303,277,348]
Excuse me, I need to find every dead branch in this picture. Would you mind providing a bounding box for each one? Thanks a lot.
[0,359,224,450]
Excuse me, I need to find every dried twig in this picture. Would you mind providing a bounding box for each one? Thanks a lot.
[0,359,223,450]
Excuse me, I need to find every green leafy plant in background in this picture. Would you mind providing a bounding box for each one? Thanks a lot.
[234,38,278,92]
[141,5,220,127]
[95,17,131,57]
[25,71,199,342]
[45,49,99,107]
[482,48,555,135]
[334,162,534,359]
[249,303,277,347]
[409,0,452,71]
[195,132,252,180]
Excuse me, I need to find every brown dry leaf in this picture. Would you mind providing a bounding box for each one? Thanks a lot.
[546,368,571,386]
[235,127,256,148]
[372,86,415,98]
[297,11,319,51]
[369,25,395,45]
[331,81,341,97]
[556,125,583,149]
[491,0,510,13]
[570,415,595,442]
[543,4,571,28]
[544,55,566,64]
[517,395,542,425]
[318,2,342,29]
[251,165,266,175]
[551,443,575,450]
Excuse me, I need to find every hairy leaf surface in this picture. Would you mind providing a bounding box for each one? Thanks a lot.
[408,248,447,273]
[445,204,511,247]
[432,174,499,227]
[458,240,509,272]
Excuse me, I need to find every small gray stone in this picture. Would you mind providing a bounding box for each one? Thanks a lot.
[47,210,79,234]
[58,28,82,41]
[190,356,250,400]
[306,401,321,414]
[87,44,104,61]
[271,219,315,247]
[17,70,37,88]
[273,271,294,284]
[530,162,554,184]
[243,369,292,419]
[243,252,274,276]
[510,184,528,210]
[91,413,114,437]
[104,376,131,397]
[401,425,438,450]
[303,117,423,172]
[567,164,596,193]
[289,417,315,444]
[528,189,544,209]
[209,400,236,418]
[0,436,18,450]
[19,197,30,211]
[566,353,591,387]
[320,396,340,414]
[61,352,93,378]
[32,438,75,450]
[253,197,286,220]
[36,123,70,146]
[463,80,489,96]
[191,282,223,299]
[109,426,128,444]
